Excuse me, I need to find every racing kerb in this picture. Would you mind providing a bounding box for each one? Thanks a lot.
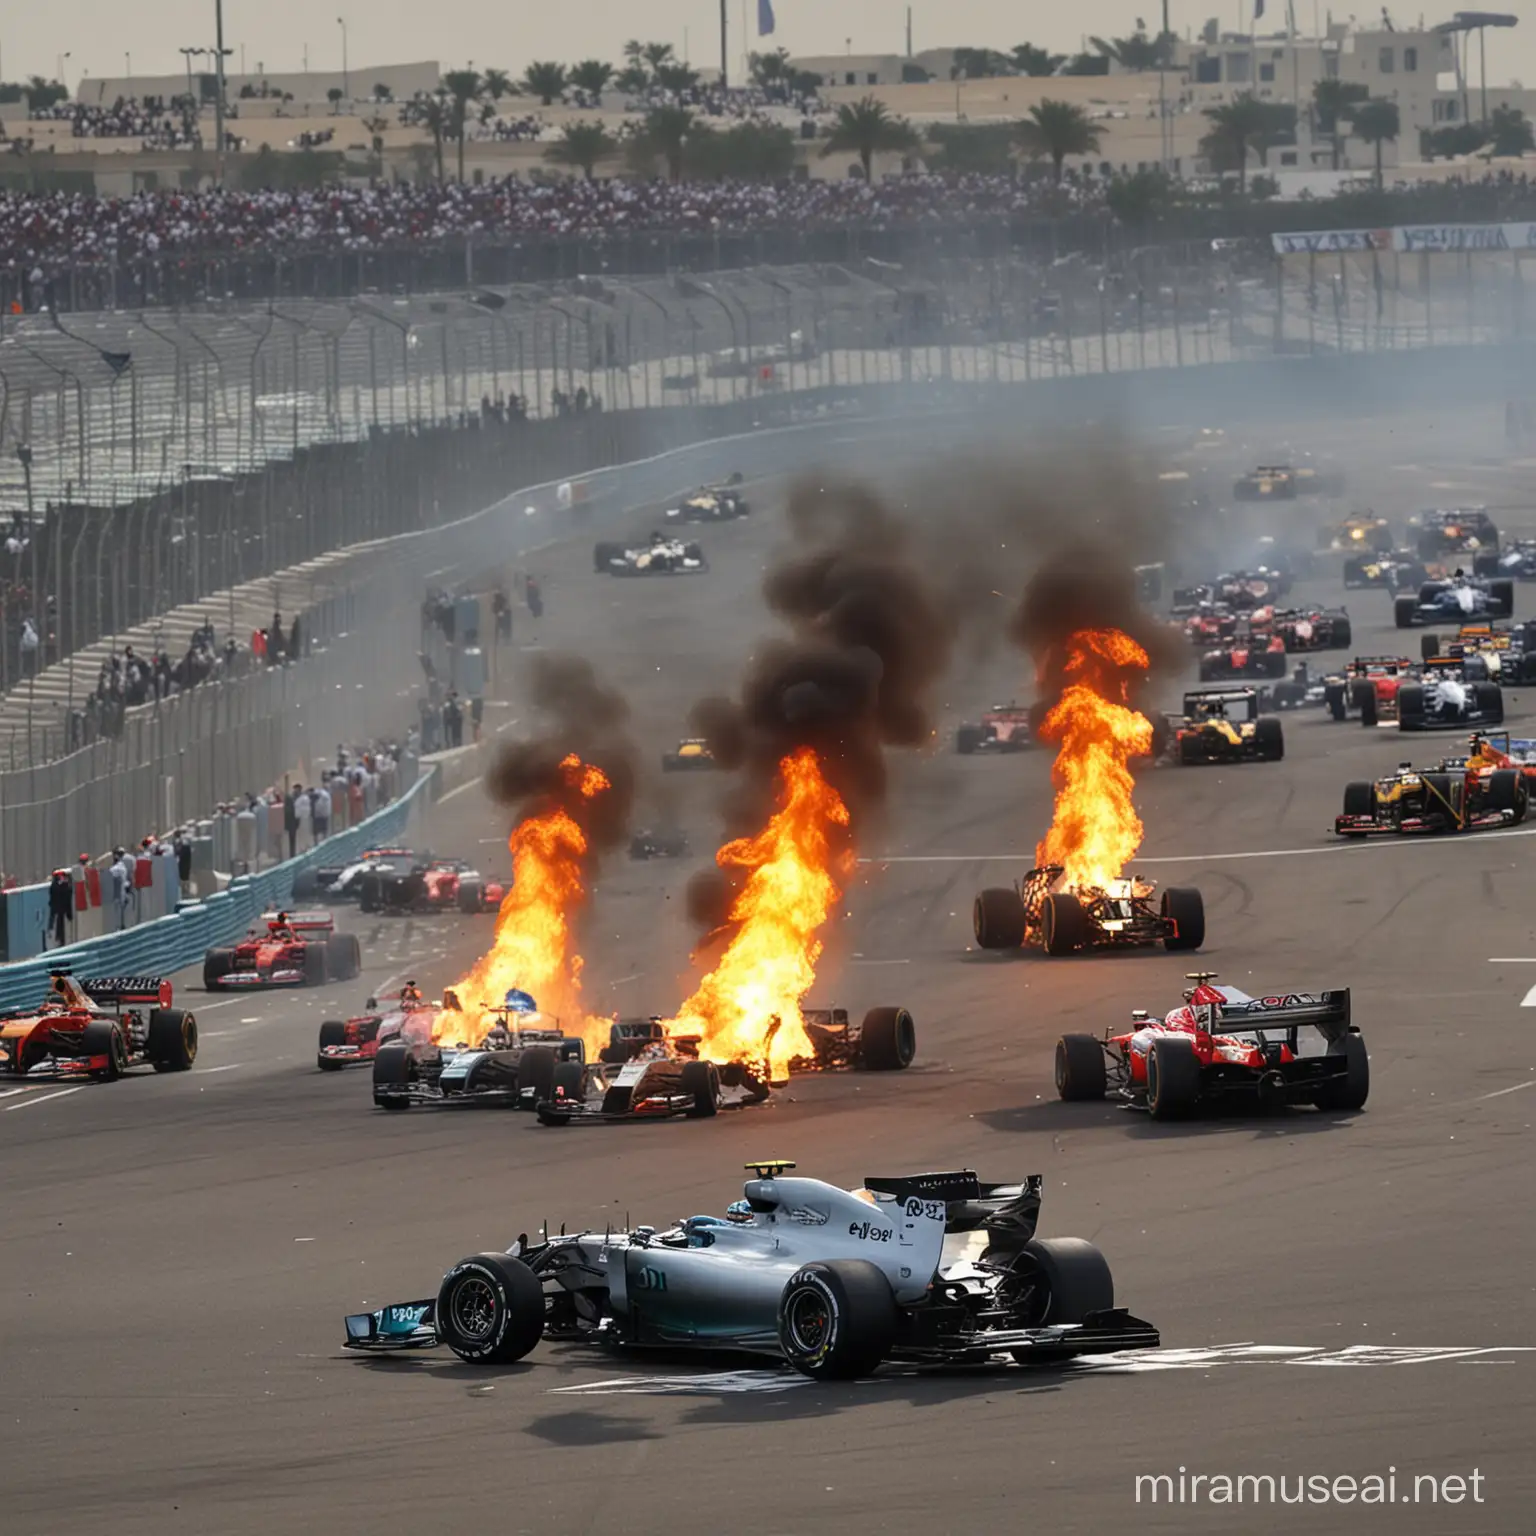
[0,767,435,1013]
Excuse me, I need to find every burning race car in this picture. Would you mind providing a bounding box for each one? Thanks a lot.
[974,866,1204,957]
[662,478,749,522]
[1394,573,1514,629]
[1171,688,1284,765]
[955,704,1041,754]
[317,983,437,1070]
[1408,507,1499,568]
[365,857,505,916]
[203,911,362,990]
[1335,746,1528,837]
[593,533,707,576]
[1394,658,1504,732]
[0,972,197,1081]
[1319,514,1392,555]
[661,738,716,771]
[1233,464,1296,501]
[1054,974,1368,1119]
[342,1160,1160,1377]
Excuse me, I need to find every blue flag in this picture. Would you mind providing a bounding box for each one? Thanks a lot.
[759,0,776,37]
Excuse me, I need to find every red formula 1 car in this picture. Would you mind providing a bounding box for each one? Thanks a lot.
[365,859,506,916]
[1321,656,1414,726]
[1054,974,1367,1119]
[1268,606,1352,653]
[0,972,197,1081]
[203,910,362,991]
[317,983,438,1070]
[1198,630,1287,681]
[955,703,1041,754]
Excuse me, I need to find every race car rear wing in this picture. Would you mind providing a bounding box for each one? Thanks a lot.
[261,909,335,933]
[862,1170,1045,1236]
[1215,990,1351,1040]
[72,974,173,1008]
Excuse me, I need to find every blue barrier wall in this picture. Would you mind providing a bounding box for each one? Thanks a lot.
[0,768,435,1011]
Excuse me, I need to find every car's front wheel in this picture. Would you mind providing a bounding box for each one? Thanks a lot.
[778,1260,896,1381]
[435,1253,546,1365]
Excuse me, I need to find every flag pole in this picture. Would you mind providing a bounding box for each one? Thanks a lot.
[720,0,729,88]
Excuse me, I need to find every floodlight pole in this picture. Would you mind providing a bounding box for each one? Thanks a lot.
[214,0,227,183]
[720,0,728,89]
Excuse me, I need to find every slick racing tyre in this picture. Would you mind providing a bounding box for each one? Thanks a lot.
[1262,650,1287,678]
[1160,887,1205,951]
[1041,893,1089,956]
[1395,684,1426,731]
[1421,633,1440,661]
[317,1020,349,1071]
[1146,1035,1201,1119]
[1473,682,1504,727]
[1342,781,1375,821]
[1313,1032,1370,1113]
[1325,684,1347,722]
[372,1041,416,1109]
[1484,768,1525,821]
[1331,618,1352,650]
[435,1253,546,1365]
[327,933,362,982]
[1004,1237,1116,1365]
[680,1060,721,1117]
[203,948,234,991]
[81,1020,128,1081]
[1352,681,1378,728]
[1055,1034,1108,1101]
[1254,716,1284,761]
[973,887,1027,950]
[1491,578,1515,617]
[778,1260,896,1381]
[1394,595,1417,629]
[593,541,622,573]
[955,724,983,755]
[856,1007,917,1071]
[303,942,330,986]
[455,879,484,914]
[516,1046,558,1110]
[146,1008,197,1072]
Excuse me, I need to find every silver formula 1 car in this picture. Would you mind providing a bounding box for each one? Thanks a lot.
[342,1162,1160,1379]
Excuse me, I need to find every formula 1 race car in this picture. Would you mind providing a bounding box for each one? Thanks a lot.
[1198,631,1287,681]
[342,1161,1160,1376]
[1319,514,1392,555]
[661,738,716,771]
[1268,606,1352,652]
[365,858,505,916]
[1233,464,1296,501]
[1407,507,1499,567]
[294,846,418,901]
[1394,658,1504,731]
[317,983,438,1071]
[1172,688,1284,764]
[1493,537,1536,580]
[1342,549,1427,591]
[629,828,690,860]
[593,533,707,576]
[662,478,749,522]
[1054,975,1368,1119]
[1394,573,1514,628]
[534,1007,916,1125]
[1213,567,1292,607]
[203,911,361,991]
[974,866,1204,957]
[955,704,1040,754]
[1334,749,1527,837]
[0,971,197,1081]
[1425,621,1536,683]
[1322,656,1414,726]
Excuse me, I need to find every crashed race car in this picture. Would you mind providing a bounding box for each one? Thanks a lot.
[317,983,437,1071]
[974,865,1204,957]
[629,828,690,860]
[0,971,197,1081]
[203,910,361,991]
[293,846,418,902]
[593,532,707,576]
[341,1160,1160,1377]
[1335,747,1527,837]
[535,1007,916,1126]
[1394,658,1503,732]
[661,738,716,771]
[1342,549,1427,591]
[955,704,1040,754]
[662,477,749,522]
[1319,514,1392,555]
[1198,630,1287,681]
[1394,573,1514,629]
[1233,464,1296,501]
[1407,507,1499,568]
[1322,656,1414,726]
[363,857,505,916]
[1054,974,1368,1119]
[1171,688,1284,765]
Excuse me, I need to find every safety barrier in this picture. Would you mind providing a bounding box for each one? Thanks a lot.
[0,763,438,1012]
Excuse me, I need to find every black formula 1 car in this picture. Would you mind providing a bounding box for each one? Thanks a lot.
[663,478,749,522]
[1055,975,1368,1118]
[1408,507,1499,567]
[1394,574,1514,628]
[1493,538,1536,581]
[1334,752,1527,837]
[1342,549,1427,591]
[594,533,707,576]
[293,846,419,901]
[661,738,716,771]
[342,1162,1160,1377]
[1394,659,1504,732]
[974,866,1204,957]
[955,704,1040,754]
[1172,688,1284,765]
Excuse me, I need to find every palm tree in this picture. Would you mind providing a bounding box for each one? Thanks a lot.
[655,63,700,94]
[481,68,514,104]
[1312,78,1368,170]
[521,62,567,107]
[569,60,615,96]
[622,39,645,69]
[819,96,919,181]
[1348,97,1400,189]
[1090,23,1175,72]
[1015,99,1101,183]
[641,42,676,75]
[545,122,617,180]
[750,47,792,88]
[419,91,451,182]
[614,64,650,95]
[1200,93,1273,193]
[441,68,483,182]
[638,105,694,179]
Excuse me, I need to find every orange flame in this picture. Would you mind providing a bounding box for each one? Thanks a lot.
[432,753,609,1048]
[666,747,850,1080]
[1035,628,1153,891]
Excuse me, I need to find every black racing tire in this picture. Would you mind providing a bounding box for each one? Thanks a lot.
[1473,550,1500,577]
[1004,1236,1116,1365]
[1331,617,1352,650]
[857,1006,916,1071]
[456,879,484,914]
[436,1252,546,1365]
[303,942,330,986]
[955,724,982,755]
[1263,649,1287,678]
[1254,716,1284,761]
[1160,887,1205,951]
[1342,781,1375,818]
[1396,683,1426,731]
[147,1007,197,1072]
[1342,558,1366,589]
[973,886,1027,950]
[81,1020,127,1081]
[1041,892,1089,956]
[327,932,361,982]
[1421,771,1460,827]
[1198,656,1219,682]
[680,1059,722,1118]
[317,1019,349,1071]
[357,872,382,914]
[1353,681,1378,728]
[778,1259,896,1381]
[1178,730,1204,765]
[291,870,320,900]
[1484,767,1524,816]
[1421,632,1440,661]
[1146,1035,1202,1119]
[1394,595,1417,629]
[1325,684,1347,722]
[1313,1032,1370,1113]
[516,1045,558,1109]
[1473,681,1504,726]
[372,1041,416,1109]
[1490,578,1515,618]
[1055,1034,1108,1101]
[593,540,622,573]
[550,1059,585,1106]
[203,948,234,991]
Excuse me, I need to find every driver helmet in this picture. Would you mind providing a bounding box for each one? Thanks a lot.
[725,1200,754,1223]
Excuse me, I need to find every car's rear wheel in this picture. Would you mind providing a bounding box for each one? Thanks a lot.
[550,1059,585,1106]
[778,1260,896,1380]
[456,879,484,914]
[147,1008,197,1071]
[680,1060,721,1117]
[1254,716,1284,761]
[1313,1033,1370,1112]
[1421,632,1440,660]
[1160,887,1205,951]
[1352,681,1378,728]
[316,1019,348,1071]
[1396,683,1426,731]
[304,943,330,986]
[593,541,621,573]
[1490,578,1515,617]
[81,1021,127,1080]
[516,1046,558,1109]
[857,1007,916,1070]
[1146,1036,1201,1119]
[1484,768,1524,818]
[436,1253,546,1365]
[1055,1034,1107,1101]
[372,1041,416,1109]
[1394,595,1417,629]
[1473,682,1504,726]
[1041,893,1089,956]
[203,948,234,991]
[1332,618,1352,649]
[973,887,1027,950]
[1325,685,1347,722]
[955,724,982,755]
[326,933,361,982]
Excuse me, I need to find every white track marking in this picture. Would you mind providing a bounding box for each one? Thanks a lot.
[4,1086,83,1111]
[1478,1080,1536,1100]
[1489,958,1536,963]
[607,973,643,986]
[1522,986,1536,1008]
[198,1064,243,1074]
[194,998,243,1010]
[0,1087,29,1099]
[438,777,485,804]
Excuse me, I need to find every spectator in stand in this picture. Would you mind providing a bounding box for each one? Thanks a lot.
[47,866,73,947]
[283,784,299,859]
[442,690,463,748]
[524,574,543,619]
[311,781,331,843]
[293,784,312,851]
[268,611,285,664]
[289,615,302,660]
[108,846,132,930]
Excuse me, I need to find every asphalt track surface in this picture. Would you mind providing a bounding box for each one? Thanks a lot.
[5,408,1536,1536]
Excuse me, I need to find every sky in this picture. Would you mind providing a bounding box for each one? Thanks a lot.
[3,2,1531,91]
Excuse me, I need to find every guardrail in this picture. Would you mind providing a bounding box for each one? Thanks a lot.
[0,762,438,1011]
